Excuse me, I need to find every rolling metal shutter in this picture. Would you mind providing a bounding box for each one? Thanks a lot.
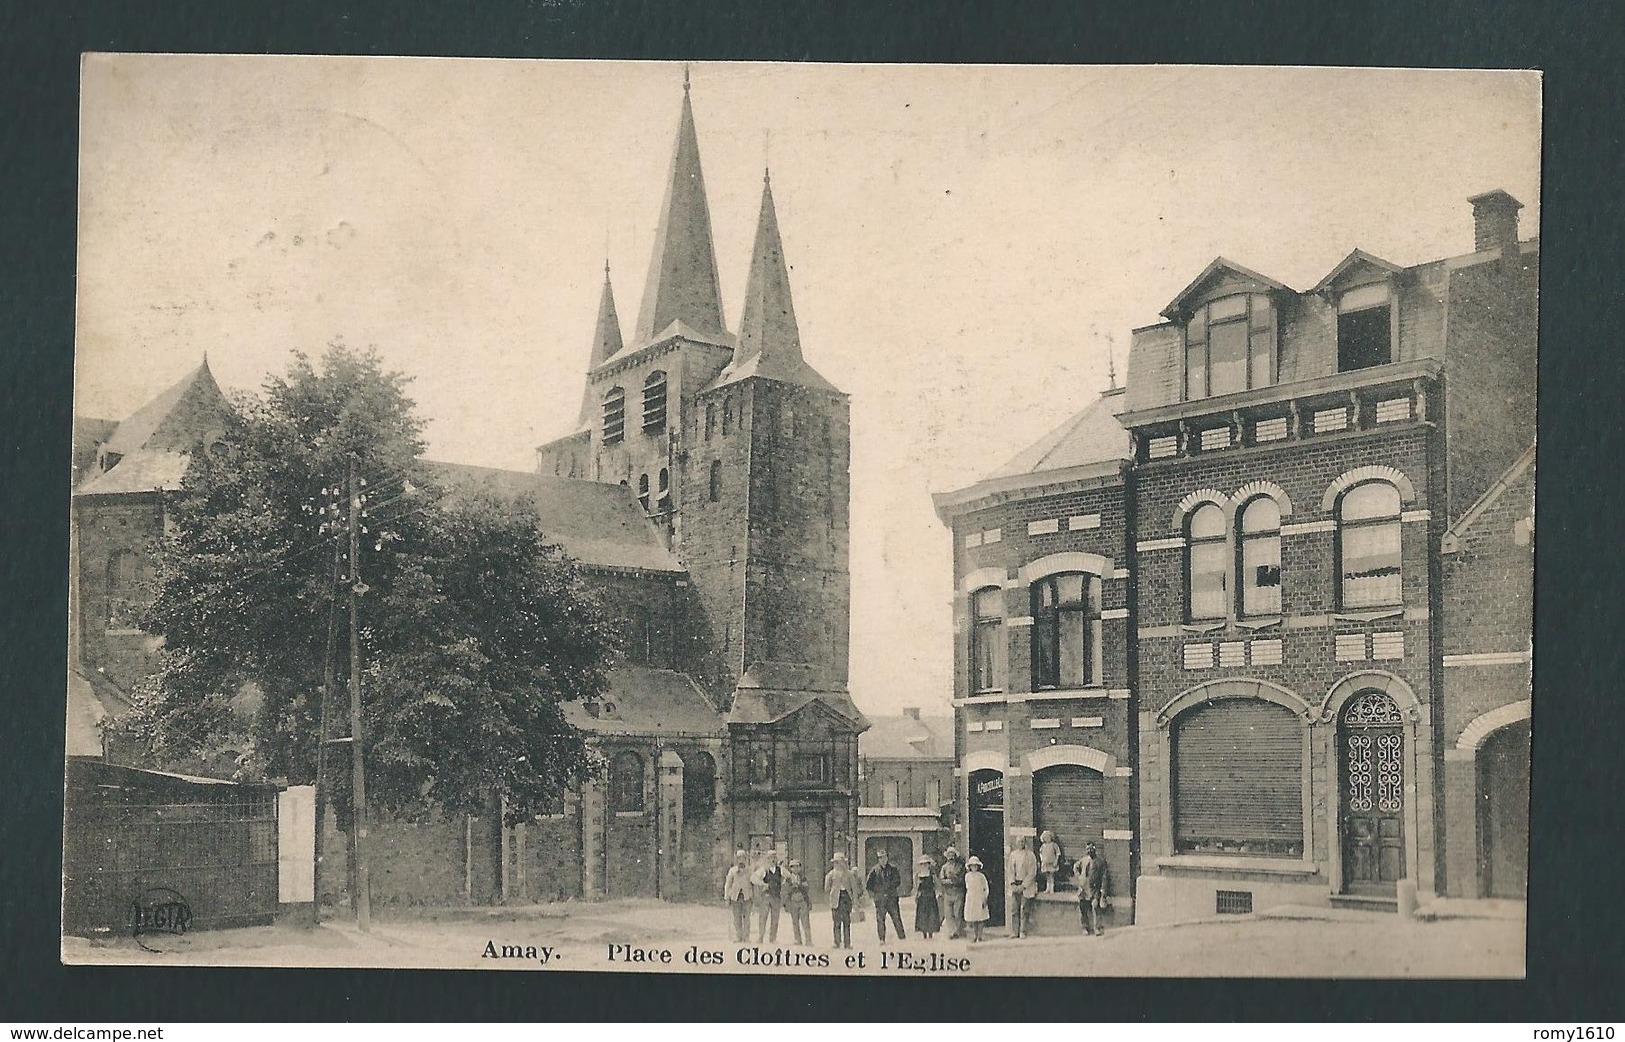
[1033,764,1105,865]
[1174,700,1302,856]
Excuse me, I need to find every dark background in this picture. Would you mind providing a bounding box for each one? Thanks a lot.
[2,0,1620,1022]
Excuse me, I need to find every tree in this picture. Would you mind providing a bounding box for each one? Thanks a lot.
[116,345,617,821]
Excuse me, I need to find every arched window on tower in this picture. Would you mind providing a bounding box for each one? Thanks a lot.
[637,473,650,513]
[642,370,668,435]
[602,386,626,444]
[709,459,722,502]
[657,468,671,514]
[722,396,734,435]
[705,403,717,440]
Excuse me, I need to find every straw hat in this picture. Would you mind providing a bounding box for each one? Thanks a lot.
[965,856,983,868]
[832,852,848,862]
[1040,830,1054,842]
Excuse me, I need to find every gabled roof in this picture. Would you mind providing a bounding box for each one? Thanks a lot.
[1311,249,1405,294]
[859,713,955,759]
[1161,257,1290,320]
[631,79,729,347]
[597,318,735,373]
[727,661,869,730]
[564,667,724,736]
[100,359,226,457]
[1443,443,1536,550]
[426,462,682,574]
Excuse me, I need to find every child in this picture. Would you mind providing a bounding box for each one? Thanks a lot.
[913,855,942,940]
[963,856,990,943]
[1038,830,1062,893]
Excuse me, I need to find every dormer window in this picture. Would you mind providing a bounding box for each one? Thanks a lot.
[1337,282,1394,372]
[1184,294,1275,400]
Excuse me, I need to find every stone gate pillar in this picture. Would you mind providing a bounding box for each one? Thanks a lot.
[658,751,685,900]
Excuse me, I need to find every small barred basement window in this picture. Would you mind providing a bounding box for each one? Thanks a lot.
[1216,890,1254,915]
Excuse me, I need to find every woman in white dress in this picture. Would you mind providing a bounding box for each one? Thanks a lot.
[962,856,991,943]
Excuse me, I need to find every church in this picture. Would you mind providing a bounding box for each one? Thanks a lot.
[69,74,866,907]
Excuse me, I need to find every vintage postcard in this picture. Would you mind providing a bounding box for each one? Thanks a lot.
[64,56,1537,977]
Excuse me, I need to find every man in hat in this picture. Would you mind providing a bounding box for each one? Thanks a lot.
[723,849,753,943]
[824,852,858,949]
[937,846,967,939]
[1005,836,1039,939]
[864,847,906,943]
[751,849,785,944]
[1076,842,1109,937]
[784,857,814,946]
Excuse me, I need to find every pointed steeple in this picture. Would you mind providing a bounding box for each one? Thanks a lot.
[736,171,800,370]
[578,262,625,425]
[723,172,837,393]
[633,76,727,345]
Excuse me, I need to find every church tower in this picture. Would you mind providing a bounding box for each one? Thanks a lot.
[538,74,850,705]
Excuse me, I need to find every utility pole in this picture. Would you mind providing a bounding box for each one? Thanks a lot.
[347,453,372,931]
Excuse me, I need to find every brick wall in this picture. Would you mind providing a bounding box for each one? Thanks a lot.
[74,496,166,693]
[859,757,954,808]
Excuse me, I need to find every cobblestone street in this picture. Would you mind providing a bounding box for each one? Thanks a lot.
[63,897,1524,977]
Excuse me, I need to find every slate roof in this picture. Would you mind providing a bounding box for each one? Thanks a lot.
[989,386,1131,479]
[564,667,724,736]
[75,449,192,496]
[631,81,729,347]
[425,461,682,574]
[100,360,224,457]
[859,713,955,760]
[727,662,869,730]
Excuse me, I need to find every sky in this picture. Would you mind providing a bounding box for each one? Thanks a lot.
[75,57,1541,717]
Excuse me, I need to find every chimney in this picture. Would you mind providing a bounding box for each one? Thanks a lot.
[903,707,921,720]
[1468,190,1523,253]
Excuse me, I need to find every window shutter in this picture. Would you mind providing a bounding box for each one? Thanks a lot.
[1173,701,1303,856]
[1033,765,1105,865]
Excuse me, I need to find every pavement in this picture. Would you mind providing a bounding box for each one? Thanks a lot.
[62,895,1525,977]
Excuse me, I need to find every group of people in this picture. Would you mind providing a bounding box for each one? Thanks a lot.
[722,836,1109,949]
[1002,833,1110,939]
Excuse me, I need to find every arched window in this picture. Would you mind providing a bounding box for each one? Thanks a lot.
[637,473,650,513]
[969,587,1003,694]
[1186,503,1228,622]
[1173,699,1303,857]
[1030,572,1102,689]
[705,403,717,440]
[657,468,671,514]
[709,459,722,502]
[683,751,717,820]
[610,751,645,812]
[1238,497,1282,617]
[722,396,734,435]
[105,549,145,630]
[602,386,626,444]
[1337,482,1402,608]
[642,370,668,434]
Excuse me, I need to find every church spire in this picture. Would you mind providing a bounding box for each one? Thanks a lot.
[735,171,802,373]
[578,263,624,426]
[632,74,727,345]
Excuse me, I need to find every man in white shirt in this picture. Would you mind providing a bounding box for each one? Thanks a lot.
[722,849,752,943]
[1005,837,1039,939]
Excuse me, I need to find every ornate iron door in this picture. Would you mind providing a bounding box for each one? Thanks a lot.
[1340,691,1406,895]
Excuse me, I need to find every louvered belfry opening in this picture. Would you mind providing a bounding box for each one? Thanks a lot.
[1173,700,1304,858]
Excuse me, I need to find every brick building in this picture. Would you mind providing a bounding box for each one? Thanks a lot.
[69,75,865,907]
[935,191,1535,925]
[856,708,955,890]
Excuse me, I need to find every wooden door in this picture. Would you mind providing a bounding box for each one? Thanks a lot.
[1340,691,1406,895]
[790,812,827,898]
[1479,721,1529,899]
